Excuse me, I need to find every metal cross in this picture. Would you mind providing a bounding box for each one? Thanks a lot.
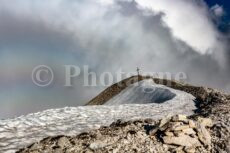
[137,67,140,76]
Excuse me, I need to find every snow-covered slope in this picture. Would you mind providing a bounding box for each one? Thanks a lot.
[0,79,197,153]
[105,79,193,105]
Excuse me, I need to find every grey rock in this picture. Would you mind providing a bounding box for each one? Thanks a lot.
[163,134,201,147]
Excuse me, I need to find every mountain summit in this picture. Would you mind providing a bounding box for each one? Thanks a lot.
[1,76,230,152]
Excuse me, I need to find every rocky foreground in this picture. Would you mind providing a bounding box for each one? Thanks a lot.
[18,115,215,153]
[17,77,230,153]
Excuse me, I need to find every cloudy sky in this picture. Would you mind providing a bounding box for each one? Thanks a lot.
[0,0,229,118]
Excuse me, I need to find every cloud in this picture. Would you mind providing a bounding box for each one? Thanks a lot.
[0,0,229,118]
[211,4,225,17]
[134,0,225,55]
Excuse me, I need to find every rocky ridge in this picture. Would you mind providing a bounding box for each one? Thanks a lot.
[17,76,230,152]
[17,115,215,153]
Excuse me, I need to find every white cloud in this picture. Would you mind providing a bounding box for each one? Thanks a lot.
[133,0,224,55]
[211,4,224,17]
[97,0,225,55]
[0,0,225,56]
[0,0,228,81]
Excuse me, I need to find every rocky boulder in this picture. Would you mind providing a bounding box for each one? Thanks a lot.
[150,115,213,153]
